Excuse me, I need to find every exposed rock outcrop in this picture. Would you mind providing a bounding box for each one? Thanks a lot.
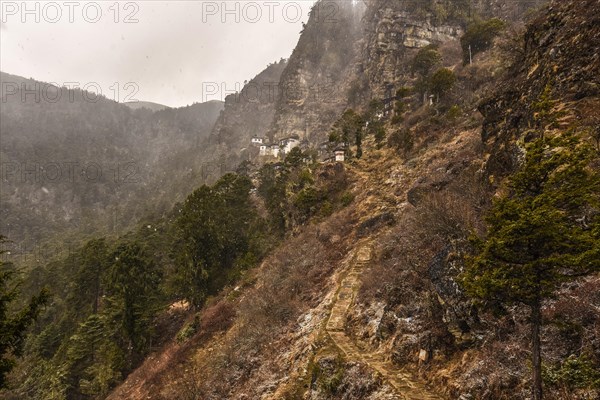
[480,0,600,176]
[269,0,542,145]
[269,0,365,143]
[360,1,464,100]
[197,60,287,180]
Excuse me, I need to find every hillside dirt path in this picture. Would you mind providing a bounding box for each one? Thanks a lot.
[326,244,444,400]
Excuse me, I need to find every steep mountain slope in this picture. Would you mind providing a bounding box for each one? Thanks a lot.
[480,0,600,175]
[4,0,597,399]
[348,1,600,398]
[104,127,488,400]
[105,1,599,399]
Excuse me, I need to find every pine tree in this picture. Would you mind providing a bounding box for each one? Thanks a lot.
[258,164,288,236]
[429,68,456,102]
[74,238,109,315]
[174,174,256,308]
[0,236,49,388]
[462,132,600,400]
[460,18,507,64]
[411,45,442,78]
[330,109,363,159]
[106,242,161,357]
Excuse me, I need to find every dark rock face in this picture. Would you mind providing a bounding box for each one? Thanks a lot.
[199,60,287,180]
[360,1,464,101]
[428,245,479,342]
[209,60,287,148]
[480,0,600,177]
[269,0,365,143]
[357,212,396,237]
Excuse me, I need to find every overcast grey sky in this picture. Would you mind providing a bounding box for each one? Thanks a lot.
[0,0,316,107]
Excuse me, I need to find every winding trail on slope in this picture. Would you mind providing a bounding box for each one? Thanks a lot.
[326,245,444,400]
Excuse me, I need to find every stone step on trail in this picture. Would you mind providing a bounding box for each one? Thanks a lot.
[325,245,445,400]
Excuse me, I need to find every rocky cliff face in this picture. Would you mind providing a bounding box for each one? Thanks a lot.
[269,0,365,143]
[480,0,600,176]
[270,0,469,144]
[196,60,287,179]
[359,0,464,100]
[269,0,544,145]
[210,59,287,148]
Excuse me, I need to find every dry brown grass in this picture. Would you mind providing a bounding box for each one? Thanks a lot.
[200,301,236,335]
[359,217,434,306]
[169,207,359,399]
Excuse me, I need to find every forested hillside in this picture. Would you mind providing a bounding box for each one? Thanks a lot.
[1,72,223,252]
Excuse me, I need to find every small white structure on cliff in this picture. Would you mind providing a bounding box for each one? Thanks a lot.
[253,134,306,159]
[259,144,269,156]
[279,136,300,154]
[270,144,280,158]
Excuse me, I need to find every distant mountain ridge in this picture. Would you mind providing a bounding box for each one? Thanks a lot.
[124,101,171,112]
[0,71,223,249]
